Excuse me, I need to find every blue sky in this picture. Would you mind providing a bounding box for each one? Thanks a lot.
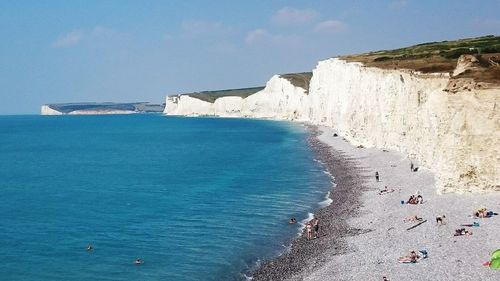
[1,0,499,114]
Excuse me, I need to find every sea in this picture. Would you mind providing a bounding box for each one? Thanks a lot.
[0,114,331,281]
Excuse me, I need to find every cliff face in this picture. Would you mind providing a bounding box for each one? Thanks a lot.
[306,59,498,193]
[240,75,310,120]
[41,105,64,115]
[164,58,499,193]
[165,76,309,118]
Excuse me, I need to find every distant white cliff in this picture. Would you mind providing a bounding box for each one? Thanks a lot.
[165,57,499,193]
[41,102,165,115]
[41,105,64,115]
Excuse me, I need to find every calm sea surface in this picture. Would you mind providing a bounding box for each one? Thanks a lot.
[0,115,330,281]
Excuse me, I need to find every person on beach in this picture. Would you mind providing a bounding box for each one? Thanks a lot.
[398,250,428,263]
[313,218,320,238]
[375,171,380,182]
[474,208,498,218]
[398,251,420,263]
[410,162,414,171]
[454,228,473,236]
[404,215,423,222]
[406,194,423,204]
[306,223,313,240]
[378,186,395,195]
[436,215,446,225]
[407,195,417,204]
[475,208,487,218]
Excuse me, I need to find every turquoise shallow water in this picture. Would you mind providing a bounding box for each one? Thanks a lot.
[0,115,330,281]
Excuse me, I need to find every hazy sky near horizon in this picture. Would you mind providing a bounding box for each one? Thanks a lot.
[1,0,499,114]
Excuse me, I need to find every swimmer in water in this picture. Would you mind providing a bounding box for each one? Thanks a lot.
[288,218,297,224]
[135,258,144,265]
[86,244,93,251]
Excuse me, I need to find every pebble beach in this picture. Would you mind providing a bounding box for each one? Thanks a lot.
[251,125,500,281]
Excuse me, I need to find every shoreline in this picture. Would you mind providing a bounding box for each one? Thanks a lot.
[250,125,500,280]
[250,125,369,280]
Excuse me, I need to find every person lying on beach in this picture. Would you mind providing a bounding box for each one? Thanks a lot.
[398,251,420,263]
[404,215,423,222]
[288,218,297,224]
[454,228,473,236]
[378,186,395,195]
[474,208,498,218]
[406,195,417,204]
[406,194,424,204]
[435,215,446,226]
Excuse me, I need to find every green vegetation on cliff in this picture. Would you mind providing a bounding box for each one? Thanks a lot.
[186,87,264,103]
[279,72,312,94]
[340,35,500,83]
[183,35,499,103]
[185,73,313,102]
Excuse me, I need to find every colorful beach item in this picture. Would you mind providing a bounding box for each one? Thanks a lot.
[490,249,500,270]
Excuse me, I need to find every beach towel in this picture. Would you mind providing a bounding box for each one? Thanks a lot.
[460,222,480,227]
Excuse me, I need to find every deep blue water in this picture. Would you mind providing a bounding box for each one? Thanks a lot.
[0,115,331,281]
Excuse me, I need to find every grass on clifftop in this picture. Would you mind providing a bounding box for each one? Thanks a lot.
[186,73,313,103]
[186,87,265,103]
[279,72,313,93]
[340,35,500,83]
[183,36,499,103]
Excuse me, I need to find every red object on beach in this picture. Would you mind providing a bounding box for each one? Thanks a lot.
[483,261,491,266]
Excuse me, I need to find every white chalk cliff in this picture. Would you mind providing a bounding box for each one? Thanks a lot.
[41,105,64,115]
[41,103,164,115]
[165,58,499,193]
